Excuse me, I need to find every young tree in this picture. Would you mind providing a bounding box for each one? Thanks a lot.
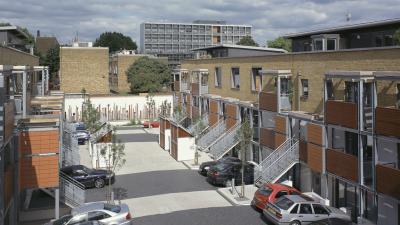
[235,117,253,198]
[192,116,207,165]
[145,94,156,122]
[159,100,172,117]
[236,36,259,47]
[94,32,137,53]
[126,57,171,94]
[100,126,126,203]
[81,89,101,133]
[267,37,292,52]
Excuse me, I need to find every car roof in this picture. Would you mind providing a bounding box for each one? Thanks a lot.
[267,183,299,191]
[282,194,315,203]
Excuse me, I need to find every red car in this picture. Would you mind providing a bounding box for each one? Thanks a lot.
[143,121,159,128]
[251,183,301,210]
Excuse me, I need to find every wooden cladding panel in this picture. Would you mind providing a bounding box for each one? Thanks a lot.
[274,115,286,134]
[260,128,275,149]
[326,148,358,182]
[326,100,357,129]
[4,168,13,206]
[19,155,59,189]
[19,130,60,155]
[174,81,180,92]
[4,101,14,141]
[165,120,171,129]
[209,113,219,126]
[225,104,237,119]
[209,100,219,114]
[375,107,400,138]
[259,92,277,112]
[170,141,177,160]
[274,132,286,149]
[226,118,237,129]
[159,133,165,149]
[299,139,308,163]
[178,127,191,138]
[307,143,323,173]
[192,106,200,119]
[160,118,165,134]
[376,164,400,199]
[191,83,199,95]
[307,123,323,146]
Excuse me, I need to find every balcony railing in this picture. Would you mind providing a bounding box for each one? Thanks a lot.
[181,82,188,91]
[260,128,275,149]
[326,100,358,129]
[375,106,400,138]
[376,164,400,199]
[200,84,208,95]
[191,83,199,95]
[326,148,358,182]
[259,92,277,112]
[174,81,180,91]
[280,94,291,111]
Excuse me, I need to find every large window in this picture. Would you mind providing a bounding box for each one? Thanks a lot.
[301,79,309,98]
[231,67,240,89]
[327,38,337,50]
[215,67,222,87]
[251,67,262,91]
[314,39,323,51]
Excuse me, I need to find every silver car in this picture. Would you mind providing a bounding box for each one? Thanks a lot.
[263,195,351,225]
[46,202,131,225]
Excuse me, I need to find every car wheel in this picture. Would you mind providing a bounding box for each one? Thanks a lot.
[290,220,301,225]
[94,178,105,188]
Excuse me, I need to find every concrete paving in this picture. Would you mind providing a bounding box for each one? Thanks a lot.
[217,185,258,206]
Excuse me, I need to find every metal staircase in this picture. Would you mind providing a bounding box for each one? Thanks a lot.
[209,123,241,160]
[188,114,209,135]
[255,138,299,185]
[197,119,226,150]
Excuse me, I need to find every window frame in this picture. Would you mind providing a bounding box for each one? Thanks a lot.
[214,67,222,88]
[231,67,240,89]
[301,79,309,99]
[251,67,262,92]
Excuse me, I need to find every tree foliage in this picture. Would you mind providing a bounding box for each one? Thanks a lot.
[126,57,171,94]
[43,46,60,75]
[94,32,137,53]
[236,35,259,47]
[394,29,400,45]
[267,37,292,52]
[81,89,101,133]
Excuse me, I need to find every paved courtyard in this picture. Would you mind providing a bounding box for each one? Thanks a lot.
[83,127,268,225]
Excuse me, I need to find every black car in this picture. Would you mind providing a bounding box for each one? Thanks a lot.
[207,162,254,187]
[198,156,241,176]
[60,165,115,189]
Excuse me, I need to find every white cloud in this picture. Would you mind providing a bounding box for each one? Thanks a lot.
[0,0,398,45]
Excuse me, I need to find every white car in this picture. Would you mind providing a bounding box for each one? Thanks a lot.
[46,202,131,225]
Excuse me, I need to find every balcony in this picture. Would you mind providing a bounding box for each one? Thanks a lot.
[299,139,308,163]
[376,164,400,199]
[259,92,277,112]
[326,100,358,129]
[192,106,200,119]
[375,106,400,138]
[260,128,275,149]
[174,81,180,92]
[191,83,199,95]
[326,148,358,182]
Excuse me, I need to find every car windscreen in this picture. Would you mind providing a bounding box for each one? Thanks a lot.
[213,163,231,171]
[104,203,121,213]
[258,185,273,196]
[275,197,295,210]
[82,166,93,174]
[53,214,73,225]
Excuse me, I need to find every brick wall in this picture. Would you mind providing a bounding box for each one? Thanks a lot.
[18,129,59,189]
[0,46,39,66]
[60,47,109,95]
[181,47,400,114]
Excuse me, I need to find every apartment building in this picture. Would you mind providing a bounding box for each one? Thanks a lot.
[0,25,32,53]
[284,18,400,52]
[109,51,168,93]
[160,20,400,225]
[140,20,252,66]
[60,46,109,95]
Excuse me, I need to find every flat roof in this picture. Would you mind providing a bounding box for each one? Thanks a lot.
[191,44,287,53]
[141,22,252,27]
[283,17,400,38]
[0,25,30,39]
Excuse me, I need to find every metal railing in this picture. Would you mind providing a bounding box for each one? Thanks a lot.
[197,119,226,150]
[256,138,299,184]
[59,171,85,207]
[209,123,241,160]
[187,114,209,135]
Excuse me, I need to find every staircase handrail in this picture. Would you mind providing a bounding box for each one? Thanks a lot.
[210,122,241,160]
[259,137,292,170]
[261,139,299,175]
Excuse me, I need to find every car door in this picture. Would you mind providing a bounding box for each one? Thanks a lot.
[87,211,112,223]
[298,203,315,224]
[312,204,330,221]
[72,169,91,187]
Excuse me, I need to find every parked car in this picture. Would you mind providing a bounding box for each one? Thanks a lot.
[207,162,254,186]
[76,130,90,145]
[142,121,159,128]
[60,165,115,189]
[46,202,131,225]
[198,156,241,176]
[309,218,352,225]
[75,122,87,131]
[263,195,351,225]
[252,183,301,211]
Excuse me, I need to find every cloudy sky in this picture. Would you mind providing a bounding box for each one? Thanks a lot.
[1,0,399,46]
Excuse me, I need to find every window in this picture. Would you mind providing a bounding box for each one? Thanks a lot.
[384,35,393,46]
[215,67,222,87]
[301,79,309,98]
[88,211,111,221]
[326,79,334,100]
[276,191,289,199]
[276,197,295,210]
[251,68,262,91]
[290,204,299,214]
[231,67,240,89]
[299,204,313,214]
[314,39,323,51]
[327,39,336,50]
[396,83,400,109]
[376,36,383,47]
[312,204,329,215]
